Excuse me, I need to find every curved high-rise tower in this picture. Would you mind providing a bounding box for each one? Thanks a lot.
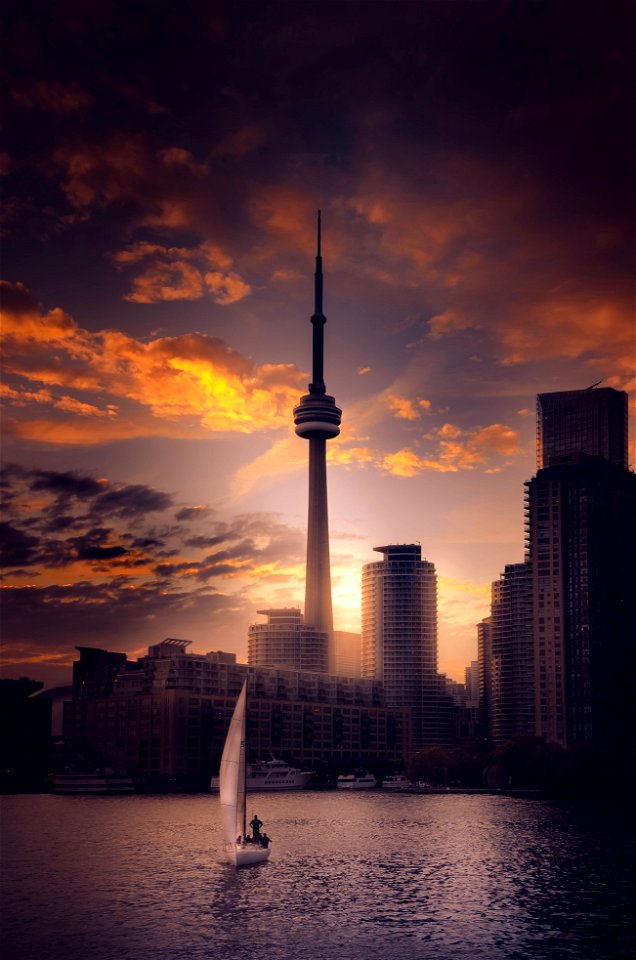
[293,213,342,664]
[361,544,441,749]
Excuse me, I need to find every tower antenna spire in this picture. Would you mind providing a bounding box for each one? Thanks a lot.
[314,209,323,317]
[309,209,326,393]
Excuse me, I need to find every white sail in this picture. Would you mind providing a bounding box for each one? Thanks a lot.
[218,679,271,866]
[219,681,247,848]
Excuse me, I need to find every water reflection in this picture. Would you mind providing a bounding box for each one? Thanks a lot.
[1,793,633,960]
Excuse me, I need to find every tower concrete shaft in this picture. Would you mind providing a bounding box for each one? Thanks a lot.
[293,213,341,657]
[305,437,333,637]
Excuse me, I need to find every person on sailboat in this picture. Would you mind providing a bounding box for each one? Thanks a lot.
[260,833,271,849]
[249,814,263,839]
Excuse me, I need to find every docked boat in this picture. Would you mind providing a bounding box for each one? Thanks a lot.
[52,771,135,794]
[211,757,314,792]
[337,770,377,790]
[219,680,271,867]
[381,775,413,791]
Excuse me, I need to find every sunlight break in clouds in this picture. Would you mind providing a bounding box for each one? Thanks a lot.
[232,414,521,493]
[0,282,304,442]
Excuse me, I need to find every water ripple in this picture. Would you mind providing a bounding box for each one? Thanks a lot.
[1,793,634,960]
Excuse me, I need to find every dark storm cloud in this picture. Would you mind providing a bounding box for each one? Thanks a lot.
[42,514,85,533]
[128,535,166,550]
[1,524,124,570]
[0,466,304,581]
[0,522,40,567]
[0,465,306,637]
[29,468,103,499]
[0,464,173,569]
[76,544,128,561]
[91,484,173,518]
[0,464,174,519]
[0,578,250,658]
[4,1,630,243]
[175,506,212,522]
[65,528,128,562]
[184,534,230,549]
[152,522,305,583]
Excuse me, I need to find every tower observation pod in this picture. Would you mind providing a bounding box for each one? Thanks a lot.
[293,212,342,657]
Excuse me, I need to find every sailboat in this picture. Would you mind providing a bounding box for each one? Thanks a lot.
[219,679,271,867]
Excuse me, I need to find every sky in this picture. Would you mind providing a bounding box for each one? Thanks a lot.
[1,0,634,687]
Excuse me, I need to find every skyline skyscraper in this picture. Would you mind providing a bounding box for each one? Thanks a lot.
[361,544,446,750]
[529,385,634,751]
[479,384,634,755]
[537,386,628,469]
[293,213,342,671]
[526,454,635,750]
[477,617,492,738]
[487,562,534,745]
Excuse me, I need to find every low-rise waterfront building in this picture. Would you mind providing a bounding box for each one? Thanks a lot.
[63,640,409,785]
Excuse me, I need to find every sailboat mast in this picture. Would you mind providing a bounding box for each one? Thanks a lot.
[243,675,248,840]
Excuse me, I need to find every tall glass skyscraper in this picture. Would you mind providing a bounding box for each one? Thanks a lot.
[361,544,444,751]
[537,386,628,469]
[487,562,534,745]
[528,386,635,752]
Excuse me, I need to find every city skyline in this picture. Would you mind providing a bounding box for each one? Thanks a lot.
[1,1,634,687]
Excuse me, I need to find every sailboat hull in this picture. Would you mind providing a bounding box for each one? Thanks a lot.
[230,843,271,867]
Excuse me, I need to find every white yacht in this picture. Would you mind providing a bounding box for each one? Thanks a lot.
[52,771,135,794]
[381,775,413,791]
[212,757,314,792]
[337,770,377,790]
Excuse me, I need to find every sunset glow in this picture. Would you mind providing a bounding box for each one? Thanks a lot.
[1,1,633,685]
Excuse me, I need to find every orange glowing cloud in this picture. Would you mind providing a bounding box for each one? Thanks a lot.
[381,449,436,477]
[0,281,79,345]
[250,184,347,260]
[348,152,633,388]
[350,169,476,284]
[0,283,304,443]
[6,417,202,446]
[125,261,204,303]
[203,271,251,305]
[327,446,375,467]
[52,134,226,234]
[380,423,520,476]
[112,240,250,305]
[387,395,432,420]
[501,296,634,383]
[387,395,420,420]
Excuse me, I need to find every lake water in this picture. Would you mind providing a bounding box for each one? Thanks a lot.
[1,791,634,960]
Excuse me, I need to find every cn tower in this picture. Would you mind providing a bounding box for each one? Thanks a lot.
[293,212,342,666]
